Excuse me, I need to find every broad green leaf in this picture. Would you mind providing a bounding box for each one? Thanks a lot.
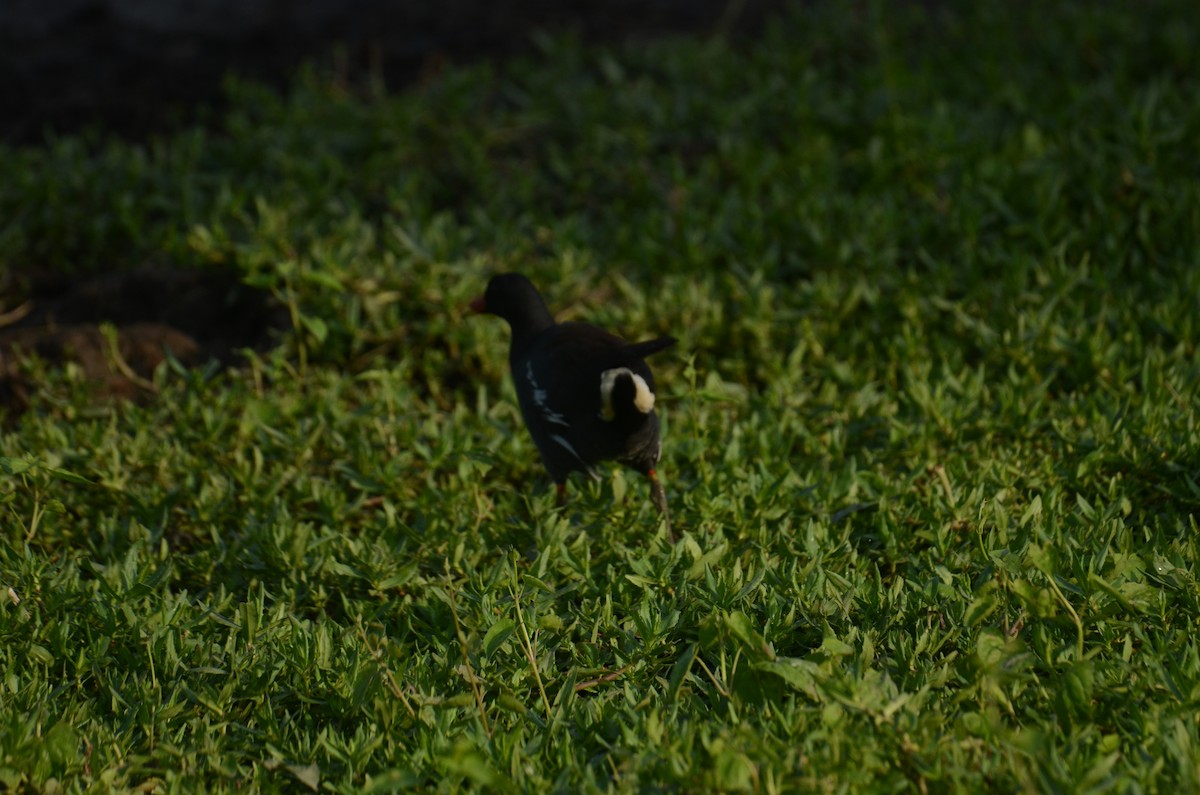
[725,611,773,660]
[483,618,516,656]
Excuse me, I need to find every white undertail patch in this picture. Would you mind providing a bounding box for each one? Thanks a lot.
[526,361,569,427]
[599,367,655,420]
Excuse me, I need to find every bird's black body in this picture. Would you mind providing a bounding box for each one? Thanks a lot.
[471,273,675,522]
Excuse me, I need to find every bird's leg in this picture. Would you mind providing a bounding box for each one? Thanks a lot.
[555,482,568,507]
[647,469,672,538]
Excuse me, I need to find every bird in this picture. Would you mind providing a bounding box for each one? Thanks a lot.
[470,273,676,527]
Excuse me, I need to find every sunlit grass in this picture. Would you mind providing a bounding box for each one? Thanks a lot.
[2,1,1199,791]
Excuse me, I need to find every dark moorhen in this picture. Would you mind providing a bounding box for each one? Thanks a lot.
[470,273,676,526]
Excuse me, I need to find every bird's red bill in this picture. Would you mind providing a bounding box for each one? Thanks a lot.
[468,295,487,314]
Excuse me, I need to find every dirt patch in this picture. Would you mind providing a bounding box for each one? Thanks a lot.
[0,264,285,416]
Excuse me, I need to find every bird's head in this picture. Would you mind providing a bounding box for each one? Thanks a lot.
[469,273,555,339]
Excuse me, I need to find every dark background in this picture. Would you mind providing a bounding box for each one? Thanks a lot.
[1,0,788,145]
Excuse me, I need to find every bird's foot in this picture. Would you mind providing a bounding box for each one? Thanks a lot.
[648,470,673,540]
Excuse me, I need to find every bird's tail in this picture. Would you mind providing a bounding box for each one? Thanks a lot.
[620,336,677,361]
[598,335,676,422]
[600,367,657,420]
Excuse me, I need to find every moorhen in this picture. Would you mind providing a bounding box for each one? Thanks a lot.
[470,273,676,526]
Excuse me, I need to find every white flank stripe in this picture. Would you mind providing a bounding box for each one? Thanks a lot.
[526,361,569,426]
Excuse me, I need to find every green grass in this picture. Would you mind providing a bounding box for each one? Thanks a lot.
[3,1,1200,791]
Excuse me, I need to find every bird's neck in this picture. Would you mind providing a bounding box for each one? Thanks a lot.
[505,303,555,350]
